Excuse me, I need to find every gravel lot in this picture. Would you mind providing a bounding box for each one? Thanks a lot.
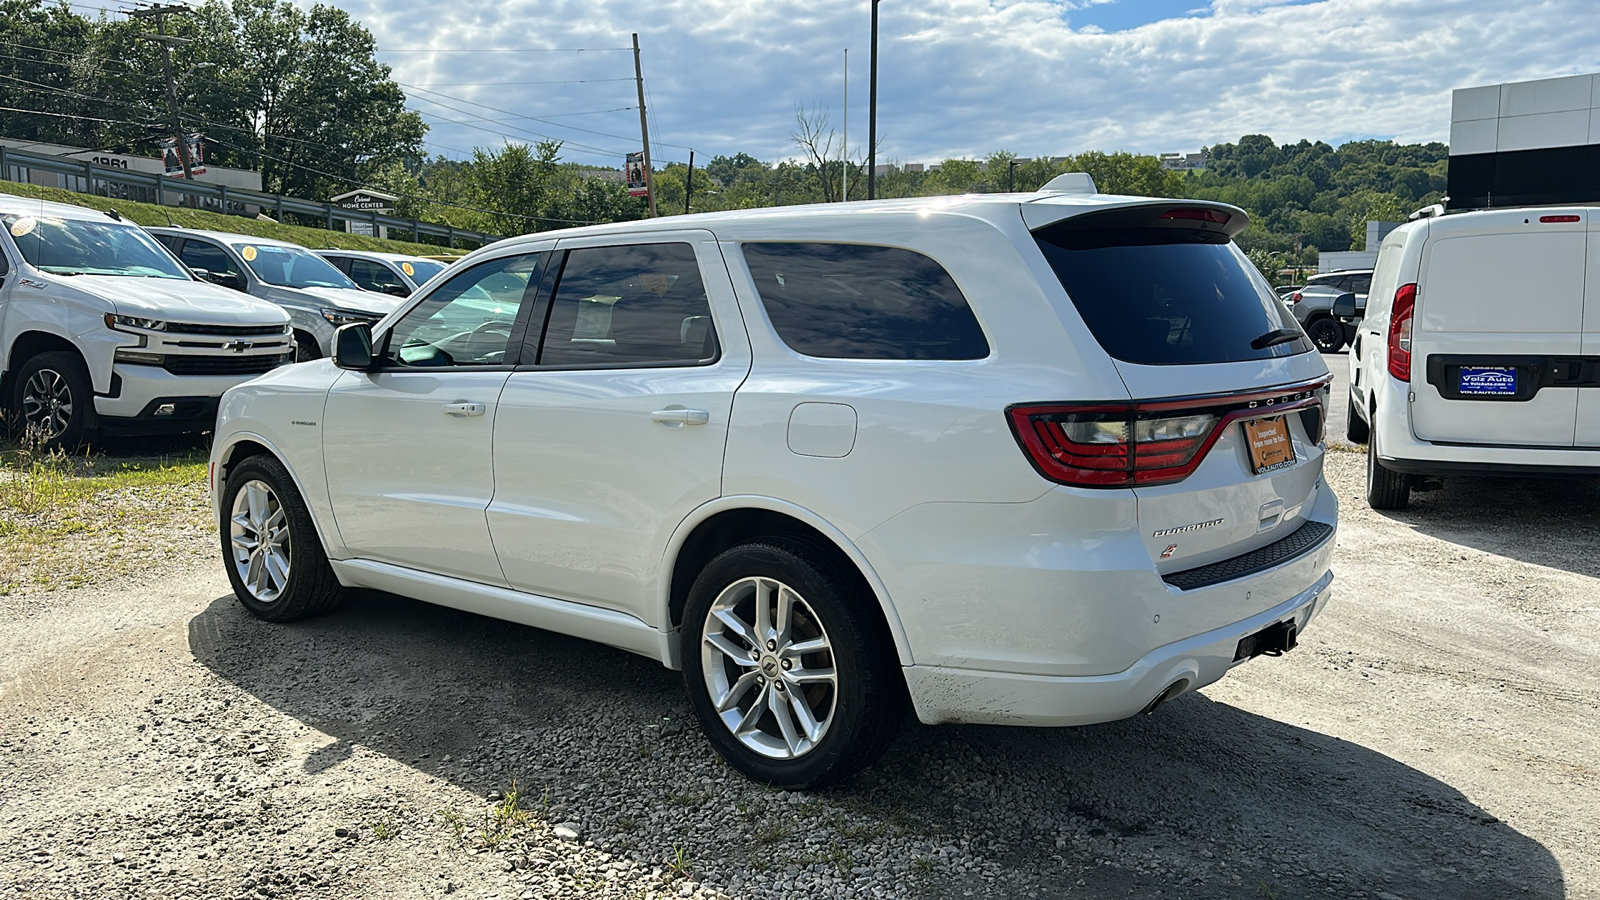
[2,448,1596,900]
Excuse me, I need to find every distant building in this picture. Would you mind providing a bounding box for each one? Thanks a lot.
[1317,221,1401,272]
[1449,72,1600,208]
[1159,152,1206,171]
[0,136,261,209]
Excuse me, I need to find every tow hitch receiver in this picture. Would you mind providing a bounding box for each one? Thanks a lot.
[1235,620,1298,662]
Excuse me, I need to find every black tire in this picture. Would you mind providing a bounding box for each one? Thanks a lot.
[219,454,343,622]
[1365,422,1412,510]
[293,331,321,362]
[1307,317,1345,353]
[1345,393,1370,444]
[681,538,907,789]
[9,350,98,449]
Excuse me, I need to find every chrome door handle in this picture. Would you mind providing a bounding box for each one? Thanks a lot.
[442,402,487,418]
[650,408,710,426]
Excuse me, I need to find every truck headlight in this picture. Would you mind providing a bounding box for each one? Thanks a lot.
[321,308,377,326]
[105,314,168,332]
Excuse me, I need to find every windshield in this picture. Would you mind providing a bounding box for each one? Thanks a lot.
[403,259,447,284]
[1034,224,1309,365]
[233,243,359,289]
[2,214,190,279]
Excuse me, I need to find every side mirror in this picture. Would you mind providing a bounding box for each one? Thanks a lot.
[380,283,410,297]
[332,322,374,370]
[206,270,245,290]
[1332,292,1357,318]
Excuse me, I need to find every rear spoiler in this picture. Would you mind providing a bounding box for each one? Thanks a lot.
[1020,197,1251,239]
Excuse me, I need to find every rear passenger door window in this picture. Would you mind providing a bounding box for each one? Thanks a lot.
[740,243,989,360]
[349,258,408,295]
[536,242,719,368]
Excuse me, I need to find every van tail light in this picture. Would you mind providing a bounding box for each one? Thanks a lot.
[1387,282,1417,381]
[1008,378,1330,489]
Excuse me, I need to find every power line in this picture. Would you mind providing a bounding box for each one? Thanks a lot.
[400,82,690,154]
[404,94,630,158]
[403,79,636,86]
[376,47,630,53]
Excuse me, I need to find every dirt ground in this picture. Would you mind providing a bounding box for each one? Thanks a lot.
[1,450,1596,900]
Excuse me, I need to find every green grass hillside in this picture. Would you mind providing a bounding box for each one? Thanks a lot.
[0,181,466,258]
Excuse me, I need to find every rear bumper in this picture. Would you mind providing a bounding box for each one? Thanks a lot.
[1370,372,1600,474]
[905,569,1333,726]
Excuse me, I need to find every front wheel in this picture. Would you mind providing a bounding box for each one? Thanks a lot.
[10,351,98,449]
[293,331,322,362]
[682,539,906,789]
[1307,317,1345,353]
[220,454,343,621]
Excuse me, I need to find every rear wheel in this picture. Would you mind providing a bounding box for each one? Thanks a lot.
[682,538,906,789]
[1345,393,1370,444]
[1307,317,1344,353]
[10,351,97,449]
[220,454,343,621]
[1365,421,1411,510]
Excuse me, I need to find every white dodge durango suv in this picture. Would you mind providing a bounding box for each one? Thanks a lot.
[211,180,1337,786]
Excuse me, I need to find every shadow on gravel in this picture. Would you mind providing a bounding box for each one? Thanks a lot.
[1381,473,1600,578]
[189,590,1565,900]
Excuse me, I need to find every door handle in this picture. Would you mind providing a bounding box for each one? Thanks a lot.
[650,408,710,426]
[442,402,487,418]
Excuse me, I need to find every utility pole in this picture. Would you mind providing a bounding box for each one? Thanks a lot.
[132,4,195,181]
[867,0,880,200]
[842,48,848,202]
[684,149,694,215]
[631,33,657,218]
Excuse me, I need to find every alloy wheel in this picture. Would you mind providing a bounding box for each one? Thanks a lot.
[700,576,838,759]
[229,479,292,603]
[20,368,73,439]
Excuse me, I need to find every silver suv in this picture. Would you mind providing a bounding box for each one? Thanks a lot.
[1289,269,1369,352]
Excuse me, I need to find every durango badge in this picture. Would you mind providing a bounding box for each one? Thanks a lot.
[1152,518,1223,538]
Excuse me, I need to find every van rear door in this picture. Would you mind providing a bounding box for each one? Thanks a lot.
[1410,210,1586,447]
[1577,212,1600,447]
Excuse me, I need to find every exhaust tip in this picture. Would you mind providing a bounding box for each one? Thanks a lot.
[1140,679,1190,715]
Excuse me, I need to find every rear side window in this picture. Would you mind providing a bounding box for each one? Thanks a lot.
[1034,223,1308,365]
[741,243,989,360]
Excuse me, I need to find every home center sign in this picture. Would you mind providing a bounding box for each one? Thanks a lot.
[331,189,397,237]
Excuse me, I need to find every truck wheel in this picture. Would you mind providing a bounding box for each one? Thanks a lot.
[682,538,907,789]
[293,331,321,362]
[10,351,98,449]
[1365,424,1411,510]
[1345,394,1369,444]
[221,454,343,622]
[1307,318,1344,353]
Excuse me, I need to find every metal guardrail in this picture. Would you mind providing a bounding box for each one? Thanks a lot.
[0,144,501,249]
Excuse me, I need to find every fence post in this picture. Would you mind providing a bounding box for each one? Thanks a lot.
[219,184,229,214]
[325,203,334,230]
[275,195,283,222]
[83,160,94,195]
[370,209,379,238]
[0,145,8,182]
[446,225,455,249]
[412,218,419,243]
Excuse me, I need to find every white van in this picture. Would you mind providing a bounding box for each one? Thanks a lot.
[1347,205,1600,508]
[0,198,293,447]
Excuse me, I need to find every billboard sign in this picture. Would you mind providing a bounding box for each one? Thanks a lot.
[626,151,649,197]
[160,134,206,177]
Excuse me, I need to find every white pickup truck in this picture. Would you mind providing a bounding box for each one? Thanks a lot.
[0,197,293,447]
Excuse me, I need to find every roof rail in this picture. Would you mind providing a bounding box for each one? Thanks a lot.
[1038,172,1098,195]
[1408,203,1445,221]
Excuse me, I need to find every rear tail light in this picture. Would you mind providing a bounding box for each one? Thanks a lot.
[1159,207,1231,225]
[1008,379,1328,488]
[1387,282,1416,381]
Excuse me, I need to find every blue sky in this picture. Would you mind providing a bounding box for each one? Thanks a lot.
[322,0,1600,169]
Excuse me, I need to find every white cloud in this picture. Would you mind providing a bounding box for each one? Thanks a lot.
[329,0,1600,165]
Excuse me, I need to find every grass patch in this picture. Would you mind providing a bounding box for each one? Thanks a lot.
[0,432,210,595]
[0,182,467,257]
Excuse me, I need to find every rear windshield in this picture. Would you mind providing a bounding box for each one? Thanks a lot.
[1034,224,1309,365]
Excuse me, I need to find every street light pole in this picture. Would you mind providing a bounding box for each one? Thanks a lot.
[867,0,879,200]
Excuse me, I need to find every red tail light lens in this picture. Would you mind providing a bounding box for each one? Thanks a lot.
[1159,207,1231,225]
[1009,380,1329,488]
[1387,282,1416,381]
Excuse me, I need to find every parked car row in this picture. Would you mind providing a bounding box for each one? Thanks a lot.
[0,196,452,446]
[1285,268,1371,353]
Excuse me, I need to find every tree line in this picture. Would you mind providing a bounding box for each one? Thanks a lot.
[1,0,1448,268]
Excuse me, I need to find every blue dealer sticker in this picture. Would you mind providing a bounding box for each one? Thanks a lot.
[1458,366,1517,396]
